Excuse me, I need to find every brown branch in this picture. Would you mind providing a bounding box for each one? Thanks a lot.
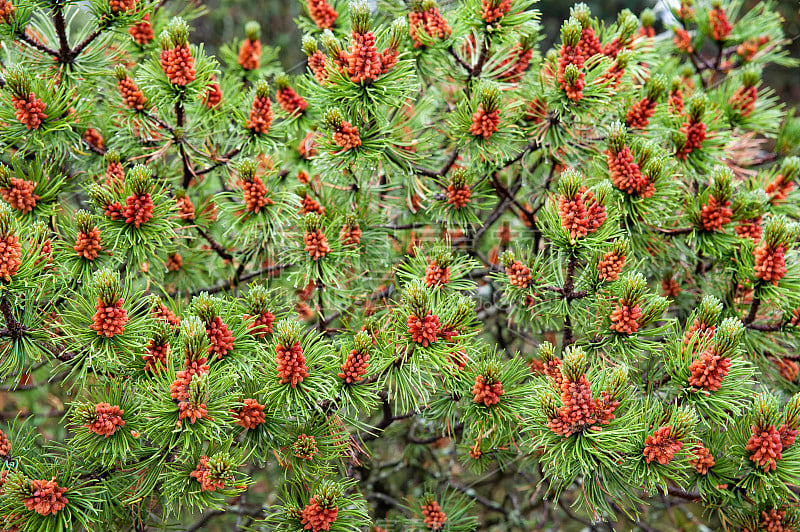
[141,111,175,134]
[743,290,762,326]
[447,45,472,72]
[52,4,71,62]
[195,147,242,176]
[746,322,783,332]
[193,263,294,296]
[83,139,106,156]
[16,32,59,57]
[0,295,24,340]
[666,487,701,502]
[644,224,693,236]
[471,33,491,78]
[195,226,234,261]
[174,100,196,189]
[70,24,107,59]
[448,480,508,517]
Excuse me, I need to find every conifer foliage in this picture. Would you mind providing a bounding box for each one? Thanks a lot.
[0,0,799,530]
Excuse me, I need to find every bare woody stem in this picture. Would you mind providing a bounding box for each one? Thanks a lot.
[0,295,24,340]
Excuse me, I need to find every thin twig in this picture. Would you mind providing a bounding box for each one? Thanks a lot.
[16,32,59,57]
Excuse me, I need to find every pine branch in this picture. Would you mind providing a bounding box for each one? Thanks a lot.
[557,498,597,530]
[746,322,783,332]
[561,253,580,344]
[52,3,71,62]
[409,149,460,179]
[666,487,701,502]
[83,138,106,156]
[195,147,243,176]
[175,100,196,189]
[193,263,294,296]
[194,225,234,261]
[447,46,472,73]
[645,224,693,236]
[16,32,59,57]
[743,289,762,326]
[142,111,176,134]
[70,22,109,59]
[0,296,21,340]
[447,480,508,517]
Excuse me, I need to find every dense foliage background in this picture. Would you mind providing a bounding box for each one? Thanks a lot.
[0,0,799,531]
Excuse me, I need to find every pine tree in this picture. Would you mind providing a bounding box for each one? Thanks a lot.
[0,0,799,530]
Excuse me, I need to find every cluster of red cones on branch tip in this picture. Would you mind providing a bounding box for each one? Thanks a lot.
[115,66,147,111]
[169,317,212,426]
[249,309,275,338]
[543,347,621,437]
[248,82,273,135]
[0,228,20,282]
[421,499,447,530]
[469,103,500,140]
[597,248,626,282]
[275,76,308,116]
[202,75,223,109]
[152,300,180,330]
[159,19,196,86]
[754,217,794,286]
[276,340,310,388]
[129,14,154,45]
[609,298,642,334]
[24,478,69,516]
[472,369,504,406]
[205,315,235,359]
[709,4,732,42]
[317,2,404,85]
[557,19,586,102]
[0,428,10,458]
[502,254,532,289]
[626,77,665,130]
[497,39,534,83]
[0,176,39,214]
[303,37,329,84]
[11,92,47,130]
[304,227,332,260]
[85,402,125,438]
[301,487,340,532]
[232,398,266,429]
[481,0,511,24]
[307,0,337,30]
[699,192,732,232]
[557,171,607,244]
[424,261,451,288]
[339,332,371,383]
[407,313,440,347]
[90,297,128,338]
[689,442,715,474]
[123,191,154,228]
[606,126,655,198]
[676,99,707,160]
[688,347,731,392]
[108,0,135,14]
[408,0,451,48]
[105,152,124,187]
[643,426,684,465]
[190,455,232,492]
[339,220,362,247]
[745,424,791,472]
[323,108,362,153]
[237,165,273,215]
[144,336,169,373]
[238,21,262,70]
